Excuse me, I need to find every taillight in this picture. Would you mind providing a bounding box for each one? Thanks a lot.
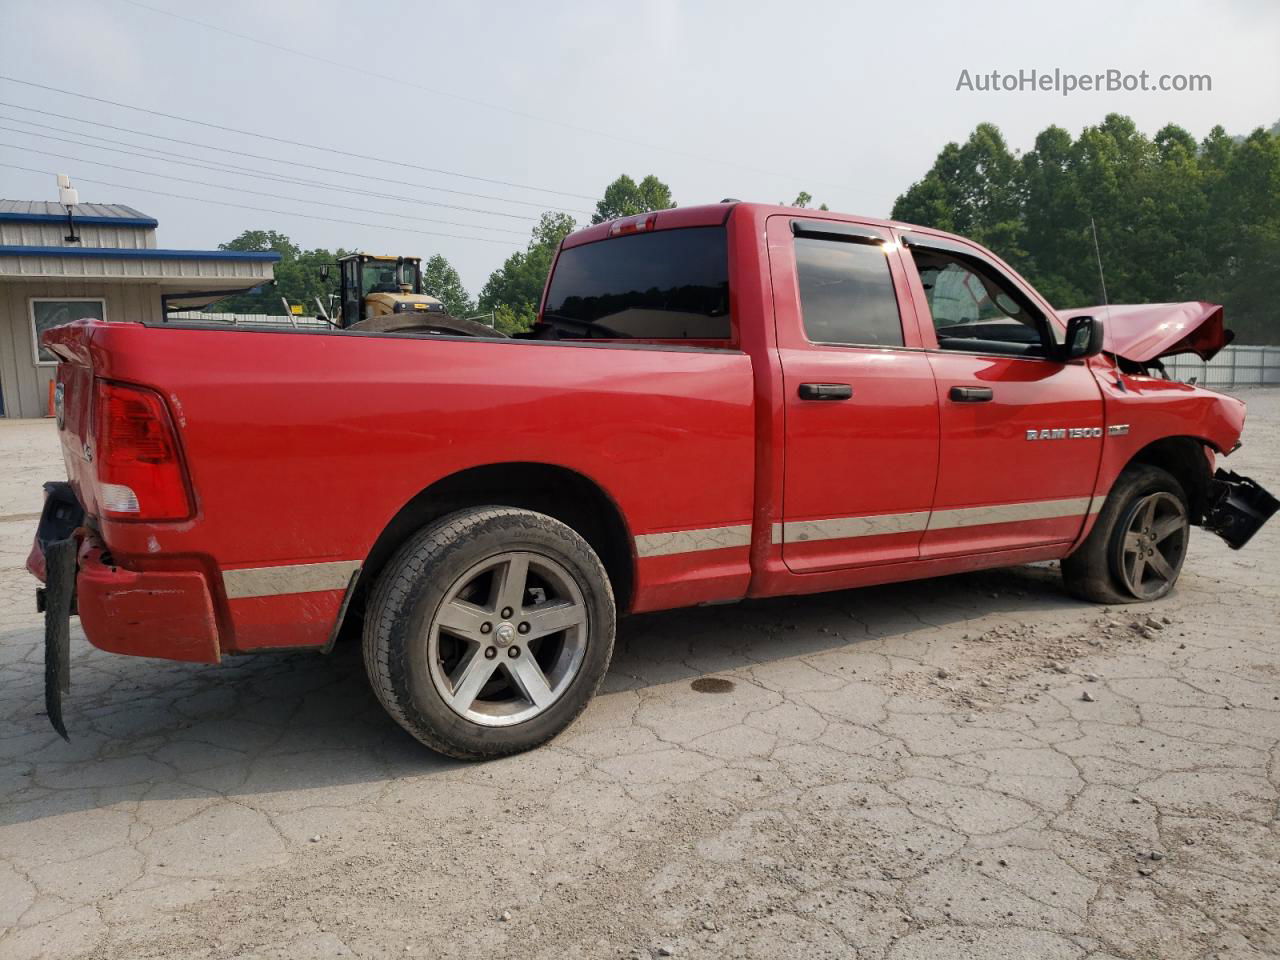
[93,381,193,521]
[608,213,658,237]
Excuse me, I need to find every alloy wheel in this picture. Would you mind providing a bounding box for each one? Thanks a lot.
[426,551,588,726]
[1118,492,1189,600]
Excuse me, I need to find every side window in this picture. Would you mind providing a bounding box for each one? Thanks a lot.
[795,237,904,347]
[911,249,1048,355]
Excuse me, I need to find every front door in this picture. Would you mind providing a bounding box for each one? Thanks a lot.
[901,237,1104,557]
[771,216,940,573]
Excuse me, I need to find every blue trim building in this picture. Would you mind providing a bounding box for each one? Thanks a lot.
[0,200,279,417]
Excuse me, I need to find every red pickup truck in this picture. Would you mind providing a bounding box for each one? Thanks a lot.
[29,202,1276,758]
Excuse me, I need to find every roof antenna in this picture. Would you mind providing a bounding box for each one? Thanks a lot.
[57,173,80,244]
[1089,216,1110,323]
[1091,216,1125,385]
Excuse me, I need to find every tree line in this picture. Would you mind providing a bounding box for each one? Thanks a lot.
[892,114,1280,344]
[217,114,1279,343]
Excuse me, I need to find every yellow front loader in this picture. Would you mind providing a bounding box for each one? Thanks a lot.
[320,254,498,337]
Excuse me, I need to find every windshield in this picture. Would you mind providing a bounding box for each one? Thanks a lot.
[542,227,730,339]
[362,259,419,295]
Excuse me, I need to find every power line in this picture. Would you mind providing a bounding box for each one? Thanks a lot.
[110,0,833,187]
[0,160,518,246]
[0,121,550,222]
[0,74,601,202]
[0,142,531,237]
[0,101,593,216]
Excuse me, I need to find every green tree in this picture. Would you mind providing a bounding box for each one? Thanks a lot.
[1019,125,1090,305]
[591,174,676,224]
[893,122,1025,258]
[214,230,348,316]
[421,253,472,317]
[1204,128,1280,342]
[892,116,1280,343]
[782,191,829,210]
[478,212,577,332]
[493,303,538,335]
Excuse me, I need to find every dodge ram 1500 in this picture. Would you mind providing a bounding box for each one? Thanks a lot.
[29,202,1277,757]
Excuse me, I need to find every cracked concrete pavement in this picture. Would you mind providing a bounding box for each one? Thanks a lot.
[1,390,1278,960]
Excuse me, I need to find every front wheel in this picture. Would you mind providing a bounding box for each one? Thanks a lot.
[1062,465,1191,603]
[363,507,615,758]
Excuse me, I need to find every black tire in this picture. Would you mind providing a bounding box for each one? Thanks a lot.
[362,507,615,759]
[1062,465,1191,604]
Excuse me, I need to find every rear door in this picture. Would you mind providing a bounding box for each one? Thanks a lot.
[900,234,1105,557]
[770,216,940,573]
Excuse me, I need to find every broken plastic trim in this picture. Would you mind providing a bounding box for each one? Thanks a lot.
[1202,469,1279,550]
[43,537,77,740]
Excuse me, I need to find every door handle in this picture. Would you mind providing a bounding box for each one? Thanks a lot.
[798,382,853,401]
[949,385,993,403]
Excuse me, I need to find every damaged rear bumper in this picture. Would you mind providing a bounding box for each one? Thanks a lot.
[1203,469,1279,550]
[29,483,221,662]
[29,482,222,738]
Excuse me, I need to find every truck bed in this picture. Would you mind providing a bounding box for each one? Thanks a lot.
[44,320,757,657]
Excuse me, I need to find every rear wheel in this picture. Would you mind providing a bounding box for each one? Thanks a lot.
[1062,465,1191,603]
[363,507,615,758]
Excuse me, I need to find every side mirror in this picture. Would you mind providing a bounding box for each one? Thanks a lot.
[1061,315,1105,360]
[319,264,330,281]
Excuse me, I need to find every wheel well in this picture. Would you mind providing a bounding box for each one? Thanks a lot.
[1125,436,1214,521]
[337,464,634,645]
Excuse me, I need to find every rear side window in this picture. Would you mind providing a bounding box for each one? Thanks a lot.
[795,238,903,347]
[542,227,729,339]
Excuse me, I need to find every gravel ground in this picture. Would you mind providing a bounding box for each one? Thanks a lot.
[1,390,1278,960]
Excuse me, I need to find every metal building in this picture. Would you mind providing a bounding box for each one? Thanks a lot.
[0,197,279,418]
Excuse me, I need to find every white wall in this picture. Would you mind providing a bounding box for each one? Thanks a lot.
[0,280,162,418]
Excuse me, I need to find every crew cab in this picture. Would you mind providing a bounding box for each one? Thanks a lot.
[28,202,1276,758]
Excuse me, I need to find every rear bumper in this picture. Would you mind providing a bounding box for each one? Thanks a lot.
[28,483,221,664]
[75,541,221,663]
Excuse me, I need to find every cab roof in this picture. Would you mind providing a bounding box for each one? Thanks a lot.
[560,201,947,250]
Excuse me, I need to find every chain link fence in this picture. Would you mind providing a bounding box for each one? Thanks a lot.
[1162,345,1280,389]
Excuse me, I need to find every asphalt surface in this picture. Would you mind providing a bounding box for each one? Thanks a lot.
[1,390,1278,960]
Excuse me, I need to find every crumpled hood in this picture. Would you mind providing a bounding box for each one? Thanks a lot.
[1060,301,1232,363]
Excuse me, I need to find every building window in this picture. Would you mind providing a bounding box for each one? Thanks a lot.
[30,298,105,365]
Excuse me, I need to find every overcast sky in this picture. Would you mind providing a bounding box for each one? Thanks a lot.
[1,0,1277,296]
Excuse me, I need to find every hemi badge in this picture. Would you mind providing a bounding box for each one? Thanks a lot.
[1107,424,1130,436]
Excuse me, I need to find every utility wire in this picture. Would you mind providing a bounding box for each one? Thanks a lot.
[0,121,550,222]
[0,101,593,216]
[0,142,531,237]
[110,0,835,188]
[0,161,518,246]
[0,74,600,202]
